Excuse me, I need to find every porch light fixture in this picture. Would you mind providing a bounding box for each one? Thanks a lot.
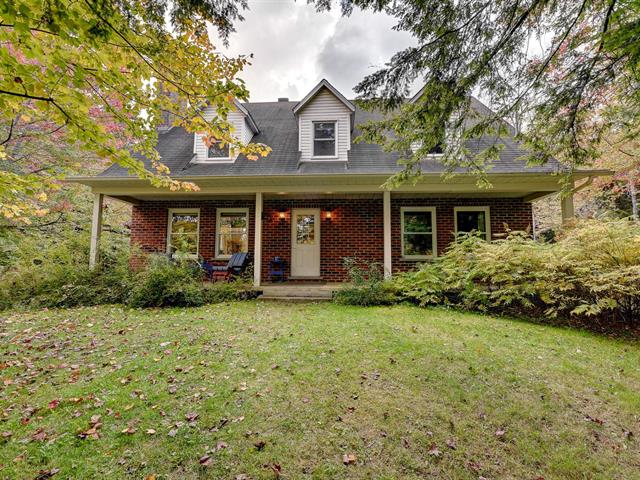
[325,210,333,220]
[278,209,286,220]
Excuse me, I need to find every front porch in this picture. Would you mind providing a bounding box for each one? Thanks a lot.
[82,173,589,285]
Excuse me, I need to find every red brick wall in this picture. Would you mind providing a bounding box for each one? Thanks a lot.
[261,199,384,282]
[129,200,254,269]
[129,197,532,279]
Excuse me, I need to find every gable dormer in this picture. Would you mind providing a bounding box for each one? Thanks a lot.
[293,79,355,163]
[193,100,259,163]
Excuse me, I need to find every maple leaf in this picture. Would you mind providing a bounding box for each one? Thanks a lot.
[47,399,60,409]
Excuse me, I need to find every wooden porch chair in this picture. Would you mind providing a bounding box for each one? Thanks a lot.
[210,252,252,281]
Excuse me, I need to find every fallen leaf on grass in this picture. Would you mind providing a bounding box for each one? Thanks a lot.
[446,439,457,450]
[146,429,156,435]
[47,399,59,409]
[427,443,441,457]
[121,425,136,435]
[34,468,60,479]
[495,428,506,438]
[185,412,199,422]
[342,453,357,465]
[31,428,48,442]
[216,440,228,450]
[254,440,266,451]
[199,455,213,467]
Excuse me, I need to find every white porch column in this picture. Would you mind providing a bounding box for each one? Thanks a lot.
[561,192,575,224]
[89,193,104,269]
[253,192,263,286]
[383,190,392,279]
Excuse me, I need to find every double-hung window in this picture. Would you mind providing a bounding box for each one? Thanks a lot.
[312,121,336,157]
[216,208,249,258]
[207,140,230,159]
[454,206,490,240]
[401,207,437,259]
[167,209,200,257]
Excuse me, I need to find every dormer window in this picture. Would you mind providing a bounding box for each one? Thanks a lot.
[313,121,337,157]
[208,140,230,159]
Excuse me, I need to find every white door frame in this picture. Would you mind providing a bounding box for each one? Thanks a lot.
[291,208,321,278]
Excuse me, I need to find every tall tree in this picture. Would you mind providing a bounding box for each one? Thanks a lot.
[313,0,639,187]
[0,0,270,221]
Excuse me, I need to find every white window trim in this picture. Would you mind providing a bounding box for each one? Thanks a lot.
[191,133,235,164]
[311,120,338,159]
[215,207,250,259]
[454,206,491,240]
[400,206,438,260]
[167,208,200,258]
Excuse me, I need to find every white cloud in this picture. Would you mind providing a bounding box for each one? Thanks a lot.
[212,1,414,101]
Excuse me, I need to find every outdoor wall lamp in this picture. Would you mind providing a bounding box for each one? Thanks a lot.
[278,209,286,220]
[325,210,333,221]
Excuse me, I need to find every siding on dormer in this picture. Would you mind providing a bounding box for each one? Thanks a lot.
[193,105,254,162]
[298,88,351,162]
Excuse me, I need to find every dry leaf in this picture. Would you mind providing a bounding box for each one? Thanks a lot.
[342,453,357,465]
[427,443,441,457]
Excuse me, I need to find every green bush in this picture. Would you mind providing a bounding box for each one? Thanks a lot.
[334,257,397,306]
[393,220,640,324]
[0,232,132,310]
[127,256,206,308]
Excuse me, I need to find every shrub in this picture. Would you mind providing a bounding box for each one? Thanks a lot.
[393,220,640,324]
[203,280,257,303]
[127,256,206,308]
[334,257,397,306]
[0,232,132,310]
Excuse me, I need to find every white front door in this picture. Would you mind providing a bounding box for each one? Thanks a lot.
[291,208,321,277]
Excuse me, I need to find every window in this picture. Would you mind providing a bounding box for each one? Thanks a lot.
[167,209,200,257]
[216,208,249,258]
[454,206,491,240]
[401,207,437,259]
[313,121,336,157]
[207,140,230,159]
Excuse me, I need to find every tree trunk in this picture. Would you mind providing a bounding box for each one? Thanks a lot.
[629,180,638,221]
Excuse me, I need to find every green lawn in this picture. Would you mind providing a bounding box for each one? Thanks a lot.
[1,303,638,479]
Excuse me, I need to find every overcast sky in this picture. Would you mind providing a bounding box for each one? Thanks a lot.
[213,0,416,102]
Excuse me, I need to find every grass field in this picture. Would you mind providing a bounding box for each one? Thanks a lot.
[1,302,639,479]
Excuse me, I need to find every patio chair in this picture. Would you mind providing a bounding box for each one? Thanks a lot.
[210,252,252,281]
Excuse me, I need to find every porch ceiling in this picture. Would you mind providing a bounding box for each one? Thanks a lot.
[70,171,609,204]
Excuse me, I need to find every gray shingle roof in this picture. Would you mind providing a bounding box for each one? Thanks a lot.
[98,98,563,178]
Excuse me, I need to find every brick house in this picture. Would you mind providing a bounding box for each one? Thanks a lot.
[73,79,604,285]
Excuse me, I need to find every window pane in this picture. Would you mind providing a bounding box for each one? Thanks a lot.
[296,214,315,244]
[403,211,432,233]
[219,212,247,230]
[457,211,487,237]
[217,211,248,256]
[170,233,198,255]
[403,234,433,257]
[218,233,248,256]
[429,143,444,154]
[208,141,229,158]
[313,139,335,156]
[314,122,335,139]
[171,213,198,234]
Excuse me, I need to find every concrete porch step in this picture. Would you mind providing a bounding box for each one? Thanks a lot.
[258,295,332,302]
[256,284,340,301]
